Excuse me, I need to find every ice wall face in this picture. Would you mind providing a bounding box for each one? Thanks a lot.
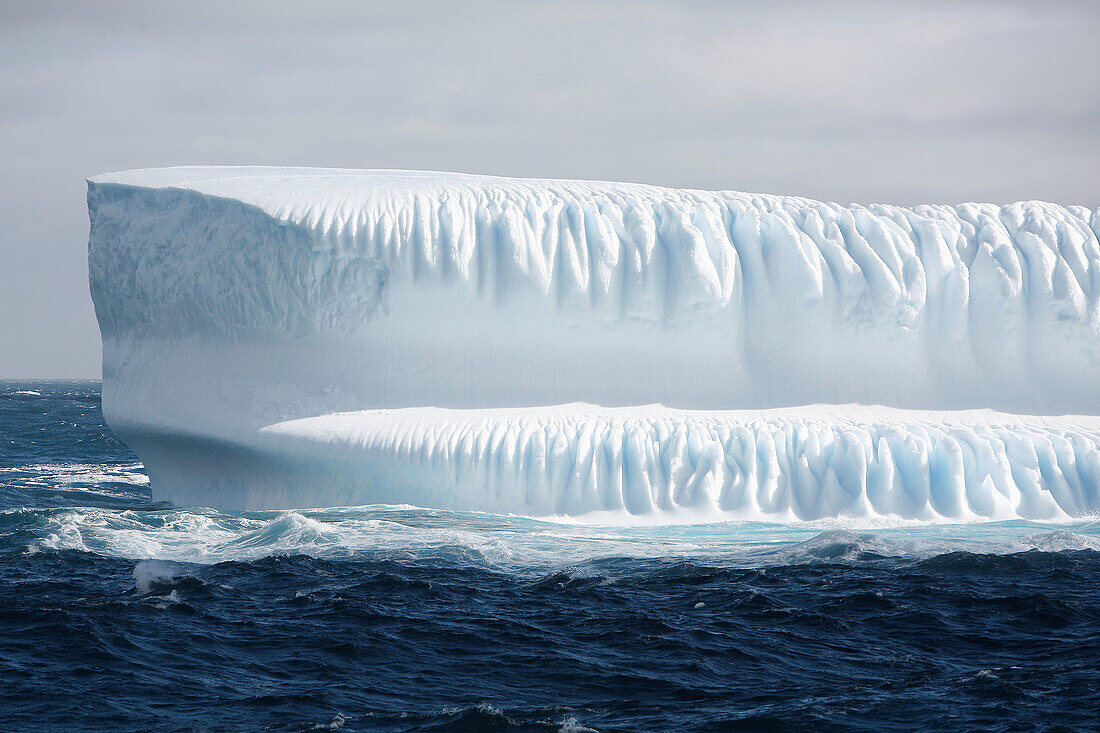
[90,167,1100,413]
[88,167,1100,517]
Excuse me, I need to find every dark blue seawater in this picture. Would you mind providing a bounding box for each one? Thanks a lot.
[3,381,1100,731]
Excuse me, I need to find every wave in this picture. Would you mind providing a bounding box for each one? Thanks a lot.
[0,462,151,510]
[12,503,1100,571]
[1,461,149,486]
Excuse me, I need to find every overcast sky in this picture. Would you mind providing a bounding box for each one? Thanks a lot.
[2,0,1098,377]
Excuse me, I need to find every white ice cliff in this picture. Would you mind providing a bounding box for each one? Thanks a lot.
[88,167,1100,518]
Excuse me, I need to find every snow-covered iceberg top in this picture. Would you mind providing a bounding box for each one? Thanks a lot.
[87,167,1100,517]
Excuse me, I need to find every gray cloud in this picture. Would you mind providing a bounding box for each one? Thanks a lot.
[1,0,1097,377]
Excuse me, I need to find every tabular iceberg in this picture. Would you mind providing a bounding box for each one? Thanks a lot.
[88,167,1100,519]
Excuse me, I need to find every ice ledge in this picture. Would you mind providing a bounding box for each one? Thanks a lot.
[137,403,1100,520]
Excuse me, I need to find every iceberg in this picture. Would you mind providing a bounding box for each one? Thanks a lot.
[88,167,1100,519]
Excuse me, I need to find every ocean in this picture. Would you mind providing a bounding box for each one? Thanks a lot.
[2,381,1099,731]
